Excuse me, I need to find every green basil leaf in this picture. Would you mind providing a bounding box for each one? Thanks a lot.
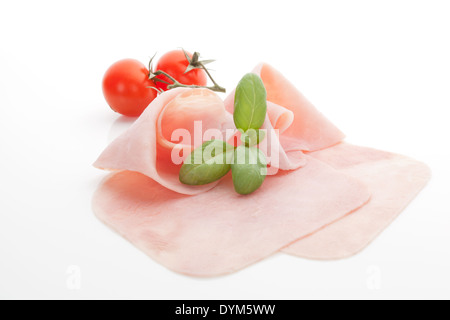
[240,129,266,147]
[179,140,234,185]
[231,146,267,195]
[233,73,267,132]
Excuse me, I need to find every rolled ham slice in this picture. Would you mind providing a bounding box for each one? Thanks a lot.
[93,156,370,277]
[94,88,232,195]
[283,143,431,259]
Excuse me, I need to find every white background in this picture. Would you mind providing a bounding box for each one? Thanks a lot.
[0,0,449,300]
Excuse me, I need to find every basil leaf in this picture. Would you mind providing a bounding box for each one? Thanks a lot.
[179,140,234,185]
[240,129,266,147]
[231,146,267,195]
[233,73,267,132]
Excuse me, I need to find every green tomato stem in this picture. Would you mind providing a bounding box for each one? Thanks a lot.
[148,53,226,93]
[152,70,226,93]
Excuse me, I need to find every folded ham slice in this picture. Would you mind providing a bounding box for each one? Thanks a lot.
[283,143,431,259]
[93,156,370,277]
[224,63,345,170]
[94,64,348,193]
[92,64,366,276]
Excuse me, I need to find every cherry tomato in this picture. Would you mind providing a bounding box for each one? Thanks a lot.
[155,50,207,91]
[102,59,158,117]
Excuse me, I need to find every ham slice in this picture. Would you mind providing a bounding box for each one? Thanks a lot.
[224,63,345,171]
[94,64,348,191]
[91,65,367,276]
[93,156,370,277]
[94,88,233,195]
[283,143,431,259]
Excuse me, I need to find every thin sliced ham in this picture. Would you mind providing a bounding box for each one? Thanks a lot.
[224,63,345,171]
[94,64,347,190]
[91,65,361,276]
[94,88,232,195]
[93,156,370,277]
[283,143,431,259]
[92,61,430,277]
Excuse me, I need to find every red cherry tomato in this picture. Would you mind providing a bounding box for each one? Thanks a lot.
[155,50,207,91]
[102,59,158,117]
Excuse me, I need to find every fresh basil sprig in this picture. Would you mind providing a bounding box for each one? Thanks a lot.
[179,140,234,185]
[231,73,268,194]
[179,73,268,195]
